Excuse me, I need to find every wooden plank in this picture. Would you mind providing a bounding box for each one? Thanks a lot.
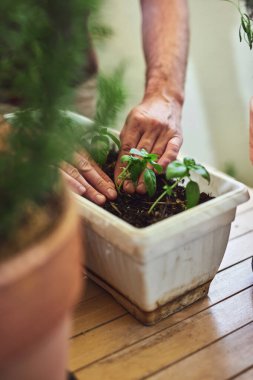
[71,292,127,337]
[219,231,253,271]
[233,367,253,379]
[70,257,251,338]
[230,208,253,240]
[148,322,253,380]
[69,259,253,372]
[236,189,253,215]
[74,287,253,379]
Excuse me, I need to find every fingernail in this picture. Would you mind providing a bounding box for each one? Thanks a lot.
[137,183,146,194]
[124,181,135,194]
[96,194,106,204]
[79,185,86,194]
[107,188,117,199]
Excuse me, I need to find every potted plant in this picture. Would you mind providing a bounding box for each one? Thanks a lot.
[70,109,249,325]
[0,1,102,378]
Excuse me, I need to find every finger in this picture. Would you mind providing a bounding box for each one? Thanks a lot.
[122,179,136,194]
[60,170,86,195]
[74,153,117,200]
[136,130,160,153]
[78,149,113,183]
[61,162,88,189]
[157,135,183,168]
[136,171,146,194]
[61,161,106,204]
[114,127,142,192]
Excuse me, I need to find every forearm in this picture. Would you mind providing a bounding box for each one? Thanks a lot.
[140,0,189,104]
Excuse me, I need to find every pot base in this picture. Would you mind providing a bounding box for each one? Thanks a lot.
[87,269,211,326]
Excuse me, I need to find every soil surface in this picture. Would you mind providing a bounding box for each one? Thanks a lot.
[103,151,214,228]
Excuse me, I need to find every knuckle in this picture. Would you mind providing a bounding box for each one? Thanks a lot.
[67,167,79,178]
[121,142,132,153]
[78,158,90,171]
[96,177,104,188]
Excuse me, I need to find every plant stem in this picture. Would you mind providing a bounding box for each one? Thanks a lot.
[148,178,181,214]
[116,162,131,192]
[148,190,167,214]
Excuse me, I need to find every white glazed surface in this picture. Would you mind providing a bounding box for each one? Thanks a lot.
[71,113,250,312]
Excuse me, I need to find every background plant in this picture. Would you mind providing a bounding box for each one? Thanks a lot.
[148,157,210,214]
[223,0,253,49]
[0,0,105,245]
[80,66,127,165]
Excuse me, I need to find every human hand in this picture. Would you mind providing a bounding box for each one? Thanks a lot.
[61,150,117,205]
[114,94,183,194]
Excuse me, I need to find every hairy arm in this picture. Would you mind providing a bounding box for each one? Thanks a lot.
[141,0,189,104]
[115,0,189,193]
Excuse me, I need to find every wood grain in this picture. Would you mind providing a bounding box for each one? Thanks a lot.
[219,230,253,270]
[70,258,253,370]
[148,322,253,380]
[234,367,253,380]
[75,287,253,379]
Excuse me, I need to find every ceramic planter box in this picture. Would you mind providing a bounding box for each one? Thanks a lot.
[71,114,250,325]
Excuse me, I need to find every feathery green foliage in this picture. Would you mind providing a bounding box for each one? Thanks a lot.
[223,0,253,49]
[81,66,127,165]
[0,0,103,242]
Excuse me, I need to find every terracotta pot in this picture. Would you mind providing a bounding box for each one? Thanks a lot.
[0,191,84,380]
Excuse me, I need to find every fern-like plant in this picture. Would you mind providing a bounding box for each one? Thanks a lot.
[0,0,104,251]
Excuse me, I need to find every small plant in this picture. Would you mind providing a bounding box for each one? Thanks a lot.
[148,157,210,214]
[80,67,126,165]
[117,148,163,196]
[223,0,253,49]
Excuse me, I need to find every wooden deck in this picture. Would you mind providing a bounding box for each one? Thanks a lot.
[70,190,253,380]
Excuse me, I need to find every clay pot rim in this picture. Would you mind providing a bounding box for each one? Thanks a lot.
[0,188,77,286]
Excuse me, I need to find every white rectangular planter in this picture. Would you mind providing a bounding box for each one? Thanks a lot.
[71,114,250,324]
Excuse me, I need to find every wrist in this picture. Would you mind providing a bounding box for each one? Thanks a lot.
[144,68,185,106]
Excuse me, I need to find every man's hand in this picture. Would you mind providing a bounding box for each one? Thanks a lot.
[114,94,183,194]
[61,150,117,205]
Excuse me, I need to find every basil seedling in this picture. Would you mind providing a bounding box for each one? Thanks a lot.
[148,157,210,214]
[117,148,163,196]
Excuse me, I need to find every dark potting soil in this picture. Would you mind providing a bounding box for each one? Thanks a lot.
[103,151,214,228]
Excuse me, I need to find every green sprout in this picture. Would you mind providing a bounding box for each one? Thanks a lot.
[117,148,163,196]
[148,157,210,214]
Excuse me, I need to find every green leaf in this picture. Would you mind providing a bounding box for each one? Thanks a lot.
[144,168,156,197]
[106,131,121,149]
[186,180,200,209]
[163,184,172,195]
[100,127,108,135]
[151,161,163,174]
[121,155,131,163]
[239,25,242,42]
[90,135,110,166]
[130,148,146,157]
[183,157,196,167]
[147,153,159,161]
[129,160,145,184]
[191,164,210,184]
[166,161,187,180]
